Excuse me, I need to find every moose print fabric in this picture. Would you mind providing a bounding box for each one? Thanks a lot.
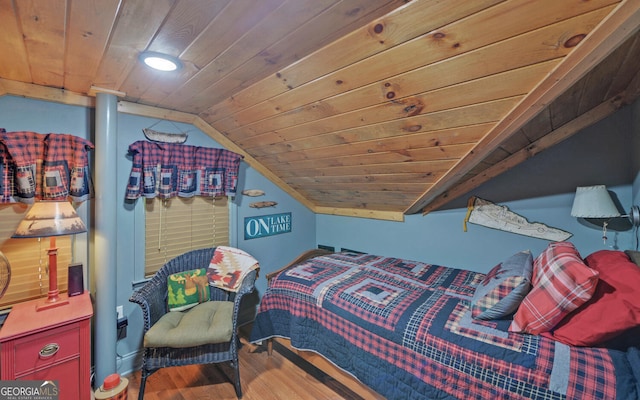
[167,268,210,311]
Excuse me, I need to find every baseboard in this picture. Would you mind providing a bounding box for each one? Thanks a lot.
[116,349,143,377]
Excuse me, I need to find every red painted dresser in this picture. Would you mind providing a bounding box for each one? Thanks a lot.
[0,292,93,399]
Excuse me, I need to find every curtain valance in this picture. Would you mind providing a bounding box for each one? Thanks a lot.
[125,140,243,199]
[0,129,94,204]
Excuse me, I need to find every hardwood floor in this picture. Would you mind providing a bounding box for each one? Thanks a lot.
[124,337,366,400]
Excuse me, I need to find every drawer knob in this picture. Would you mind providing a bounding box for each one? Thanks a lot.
[39,343,60,358]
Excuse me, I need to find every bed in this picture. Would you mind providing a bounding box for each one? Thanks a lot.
[250,243,640,399]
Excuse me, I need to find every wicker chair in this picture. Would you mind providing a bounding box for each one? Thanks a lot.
[129,247,257,399]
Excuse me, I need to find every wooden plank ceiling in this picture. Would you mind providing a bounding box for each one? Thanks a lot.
[0,0,639,221]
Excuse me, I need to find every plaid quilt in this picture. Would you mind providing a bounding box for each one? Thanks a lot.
[251,251,638,400]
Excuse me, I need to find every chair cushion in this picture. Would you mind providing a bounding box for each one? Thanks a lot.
[144,301,234,348]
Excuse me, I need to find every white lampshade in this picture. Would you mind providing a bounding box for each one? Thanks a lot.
[570,185,621,218]
[12,201,86,238]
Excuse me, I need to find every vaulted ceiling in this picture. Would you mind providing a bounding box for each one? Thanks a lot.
[1,0,639,220]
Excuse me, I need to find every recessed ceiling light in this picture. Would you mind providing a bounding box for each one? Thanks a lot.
[139,51,182,72]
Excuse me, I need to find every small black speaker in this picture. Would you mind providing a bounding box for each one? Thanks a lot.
[68,263,84,297]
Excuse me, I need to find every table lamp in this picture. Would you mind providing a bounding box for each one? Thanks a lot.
[12,201,87,311]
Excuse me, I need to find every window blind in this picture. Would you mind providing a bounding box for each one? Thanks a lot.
[145,196,229,276]
[0,205,72,309]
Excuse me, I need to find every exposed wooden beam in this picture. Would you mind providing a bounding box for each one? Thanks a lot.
[0,79,94,107]
[421,94,627,214]
[117,101,198,124]
[314,206,404,222]
[405,0,640,215]
[90,86,127,98]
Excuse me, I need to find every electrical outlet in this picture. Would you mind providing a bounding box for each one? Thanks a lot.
[117,317,128,339]
[116,305,124,320]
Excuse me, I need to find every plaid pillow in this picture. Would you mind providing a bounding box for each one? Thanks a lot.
[471,250,533,320]
[509,242,599,335]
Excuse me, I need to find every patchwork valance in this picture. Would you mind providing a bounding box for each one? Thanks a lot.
[125,140,242,199]
[0,129,94,204]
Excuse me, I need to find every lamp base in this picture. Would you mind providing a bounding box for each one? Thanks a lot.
[35,293,70,312]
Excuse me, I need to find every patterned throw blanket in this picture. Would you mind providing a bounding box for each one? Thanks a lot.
[251,251,639,400]
[207,246,259,292]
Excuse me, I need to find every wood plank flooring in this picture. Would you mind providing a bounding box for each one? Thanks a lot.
[124,337,365,400]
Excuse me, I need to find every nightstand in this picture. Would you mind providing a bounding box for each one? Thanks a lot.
[0,292,93,399]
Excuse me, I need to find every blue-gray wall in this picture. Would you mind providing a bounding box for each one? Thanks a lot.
[1,94,638,377]
[316,188,633,274]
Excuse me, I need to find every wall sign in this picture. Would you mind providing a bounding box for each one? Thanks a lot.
[244,212,292,240]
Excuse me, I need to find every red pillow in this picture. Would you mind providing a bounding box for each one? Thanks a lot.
[545,250,640,346]
[509,242,599,335]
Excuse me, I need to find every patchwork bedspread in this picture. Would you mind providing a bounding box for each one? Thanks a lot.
[250,251,640,399]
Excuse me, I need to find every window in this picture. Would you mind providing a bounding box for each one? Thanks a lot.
[145,196,229,276]
[0,204,72,309]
